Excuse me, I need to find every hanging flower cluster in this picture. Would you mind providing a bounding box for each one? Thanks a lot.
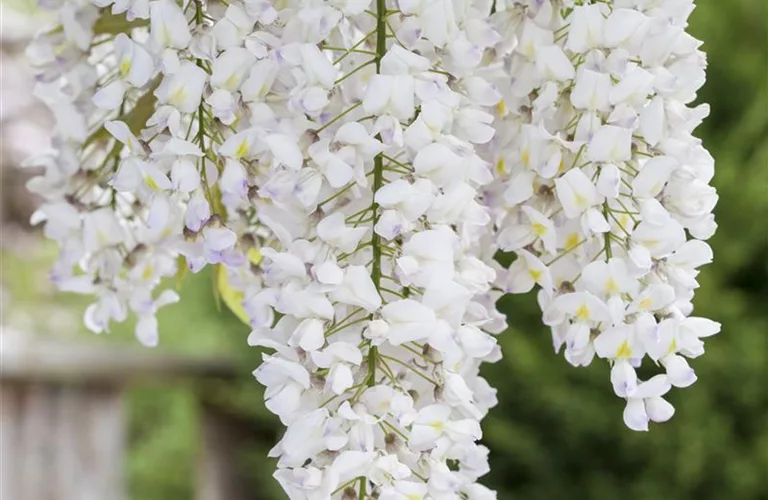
[487,0,720,431]
[25,0,183,347]
[24,0,719,497]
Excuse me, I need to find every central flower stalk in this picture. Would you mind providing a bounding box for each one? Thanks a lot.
[367,0,388,390]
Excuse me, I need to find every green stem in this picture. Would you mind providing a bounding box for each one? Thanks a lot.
[332,29,377,65]
[322,45,377,56]
[367,0,388,389]
[318,182,354,208]
[545,238,588,266]
[359,477,367,499]
[333,59,376,85]
[602,203,613,260]
[379,354,439,386]
[315,101,362,134]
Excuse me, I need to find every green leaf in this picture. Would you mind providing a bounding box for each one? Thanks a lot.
[215,264,248,326]
[174,255,187,290]
[93,11,149,35]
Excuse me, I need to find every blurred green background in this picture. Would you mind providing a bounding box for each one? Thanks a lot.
[2,1,767,499]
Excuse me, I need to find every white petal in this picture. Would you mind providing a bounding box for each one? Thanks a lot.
[381,299,435,345]
[645,397,675,423]
[680,317,721,338]
[662,354,697,388]
[136,315,159,347]
[638,198,670,225]
[623,398,649,431]
[669,240,713,269]
[332,265,382,312]
[634,374,672,399]
[597,164,620,199]
[632,156,678,198]
[291,319,325,352]
[150,0,191,49]
[583,207,610,233]
[611,359,638,398]
[363,75,392,116]
[640,96,665,146]
[329,364,354,394]
[588,125,632,163]
[314,261,344,285]
[555,169,600,218]
[504,171,536,206]
[265,134,303,170]
[171,158,201,192]
[535,45,575,81]
[93,80,126,110]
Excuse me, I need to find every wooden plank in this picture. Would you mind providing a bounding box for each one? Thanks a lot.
[195,403,251,500]
[70,386,126,500]
[18,383,57,500]
[1,340,236,383]
[0,382,22,500]
[52,385,85,498]
[1,337,246,499]
[1,382,127,500]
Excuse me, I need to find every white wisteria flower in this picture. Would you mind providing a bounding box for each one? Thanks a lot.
[487,0,720,434]
[26,0,719,496]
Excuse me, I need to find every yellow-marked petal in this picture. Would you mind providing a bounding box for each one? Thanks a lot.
[616,339,632,359]
[496,99,507,117]
[234,140,250,159]
[224,73,240,91]
[565,233,581,250]
[667,337,678,356]
[575,303,590,321]
[145,175,160,191]
[532,222,548,236]
[638,297,653,311]
[248,247,262,265]
[141,264,154,281]
[119,58,132,78]
[169,85,188,108]
[496,158,505,175]
[428,420,445,432]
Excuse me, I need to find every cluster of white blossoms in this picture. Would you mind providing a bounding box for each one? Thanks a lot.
[487,0,721,432]
[24,0,184,347]
[24,0,720,496]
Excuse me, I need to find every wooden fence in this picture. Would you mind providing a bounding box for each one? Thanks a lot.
[0,337,252,500]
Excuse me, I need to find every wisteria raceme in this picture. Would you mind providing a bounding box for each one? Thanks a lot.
[242,2,509,497]
[24,0,720,496]
[486,0,720,432]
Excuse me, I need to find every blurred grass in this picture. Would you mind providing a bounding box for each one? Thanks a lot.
[2,0,767,498]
